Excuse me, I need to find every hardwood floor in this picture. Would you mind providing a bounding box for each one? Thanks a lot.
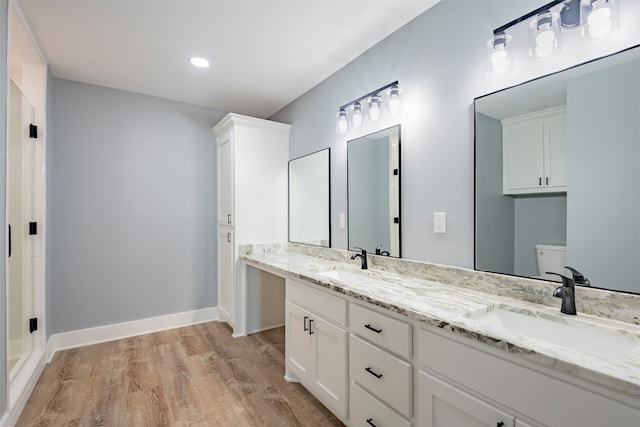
[17,322,344,426]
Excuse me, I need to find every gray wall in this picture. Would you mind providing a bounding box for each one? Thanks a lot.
[0,0,7,416]
[46,70,53,339]
[514,196,567,277]
[270,0,640,268]
[475,113,514,274]
[50,78,225,333]
[567,58,640,291]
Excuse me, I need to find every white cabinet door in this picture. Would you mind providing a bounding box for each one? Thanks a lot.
[312,314,347,418]
[217,131,234,226]
[502,107,567,195]
[286,301,312,380]
[544,115,567,190]
[503,121,544,193]
[419,371,514,427]
[217,228,234,325]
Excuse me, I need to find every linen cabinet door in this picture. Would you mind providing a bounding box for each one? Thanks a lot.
[216,131,234,226]
[217,228,234,325]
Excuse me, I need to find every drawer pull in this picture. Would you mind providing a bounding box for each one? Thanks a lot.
[497,422,504,427]
[364,323,382,334]
[227,214,232,224]
[365,367,383,379]
[303,316,309,332]
[366,418,377,427]
[309,319,314,335]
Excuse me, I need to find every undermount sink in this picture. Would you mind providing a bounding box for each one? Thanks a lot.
[469,305,639,362]
[316,268,370,283]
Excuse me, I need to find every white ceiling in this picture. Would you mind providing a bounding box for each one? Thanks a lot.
[17,0,440,118]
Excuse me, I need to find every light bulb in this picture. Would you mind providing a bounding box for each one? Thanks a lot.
[491,49,510,74]
[588,3,612,38]
[369,96,381,121]
[336,110,348,134]
[189,57,210,68]
[352,103,363,127]
[389,87,401,114]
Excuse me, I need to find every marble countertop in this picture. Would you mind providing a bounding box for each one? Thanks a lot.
[241,249,640,400]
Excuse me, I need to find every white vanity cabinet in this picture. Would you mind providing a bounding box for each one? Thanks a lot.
[418,327,640,427]
[213,113,290,335]
[285,279,348,420]
[349,302,413,426]
[502,106,566,195]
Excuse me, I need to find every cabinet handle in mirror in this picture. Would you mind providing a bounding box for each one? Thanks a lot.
[546,177,549,185]
[303,316,309,332]
[365,367,383,379]
[539,177,542,186]
[227,233,231,243]
[309,319,314,335]
[364,324,382,334]
[497,422,504,427]
[227,214,231,224]
[366,418,377,427]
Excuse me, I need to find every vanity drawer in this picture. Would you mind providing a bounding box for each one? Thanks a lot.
[350,302,412,358]
[350,334,412,418]
[350,381,412,427]
[286,279,347,326]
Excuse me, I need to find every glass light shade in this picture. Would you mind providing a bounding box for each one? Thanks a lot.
[368,96,381,121]
[529,12,561,59]
[352,103,363,128]
[486,33,513,75]
[388,86,401,114]
[581,0,619,40]
[336,109,348,134]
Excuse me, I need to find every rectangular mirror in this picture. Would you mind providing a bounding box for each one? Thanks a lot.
[289,148,330,247]
[348,126,401,257]
[475,45,640,294]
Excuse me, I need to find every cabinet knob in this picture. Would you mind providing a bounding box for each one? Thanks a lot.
[366,418,377,427]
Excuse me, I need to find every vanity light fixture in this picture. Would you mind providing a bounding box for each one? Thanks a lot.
[487,0,619,75]
[335,81,401,134]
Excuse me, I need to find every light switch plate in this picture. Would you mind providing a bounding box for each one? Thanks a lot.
[434,212,446,233]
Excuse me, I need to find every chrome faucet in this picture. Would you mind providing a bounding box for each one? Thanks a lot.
[547,272,577,315]
[351,247,368,270]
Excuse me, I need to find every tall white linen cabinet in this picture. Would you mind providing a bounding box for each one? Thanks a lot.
[213,113,290,336]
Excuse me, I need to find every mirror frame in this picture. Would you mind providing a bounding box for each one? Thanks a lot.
[347,125,401,257]
[473,44,640,295]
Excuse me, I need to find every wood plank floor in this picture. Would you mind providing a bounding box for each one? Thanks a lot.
[17,322,344,426]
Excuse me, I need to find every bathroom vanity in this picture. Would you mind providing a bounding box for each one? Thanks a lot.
[241,243,640,427]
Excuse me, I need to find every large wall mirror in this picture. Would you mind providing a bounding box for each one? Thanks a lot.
[348,125,401,257]
[289,148,330,247]
[475,45,640,294]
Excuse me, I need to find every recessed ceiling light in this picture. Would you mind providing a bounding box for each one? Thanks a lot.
[189,57,210,68]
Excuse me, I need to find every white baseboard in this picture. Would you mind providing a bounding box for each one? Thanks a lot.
[47,307,218,361]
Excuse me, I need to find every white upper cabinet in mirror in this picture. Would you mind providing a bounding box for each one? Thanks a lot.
[348,125,401,257]
[289,148,330,248]
[475,45,640,294]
